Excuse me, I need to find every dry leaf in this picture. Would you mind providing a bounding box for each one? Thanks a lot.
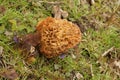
[30,46,35,53]
[75,72,83,79]
[26,56,36,64]
[4,31,13,36]
[54,64,60,70]
[52,5,68,19]
[71,53,76,59]
[61,11,68,19]
[0,5,6,14]
[20,32,40,47]
[0,69,18,80]
[114,60,120,69]
[80,0,88,5]
[52,5,62,19]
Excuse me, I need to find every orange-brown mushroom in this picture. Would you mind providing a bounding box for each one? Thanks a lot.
[36,17,81,58]
[18,17,82,58]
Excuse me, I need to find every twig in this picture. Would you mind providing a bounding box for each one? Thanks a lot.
[90,64,94,77]
[102,47,114,57]
[39,1,63,5]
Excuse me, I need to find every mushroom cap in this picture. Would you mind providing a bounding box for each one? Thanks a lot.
[36,17,81,58]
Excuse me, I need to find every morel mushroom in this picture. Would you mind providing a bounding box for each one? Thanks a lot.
[36,17,81,58]
[18,17,81,58]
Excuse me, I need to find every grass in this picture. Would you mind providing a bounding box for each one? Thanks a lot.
[0,0,120,80]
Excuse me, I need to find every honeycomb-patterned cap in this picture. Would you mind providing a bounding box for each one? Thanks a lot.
[36,17,81,58]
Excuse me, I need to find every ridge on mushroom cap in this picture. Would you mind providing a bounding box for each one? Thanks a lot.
[36,17,82,58]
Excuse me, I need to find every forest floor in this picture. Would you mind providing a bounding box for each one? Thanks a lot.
[0,0,120,80]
